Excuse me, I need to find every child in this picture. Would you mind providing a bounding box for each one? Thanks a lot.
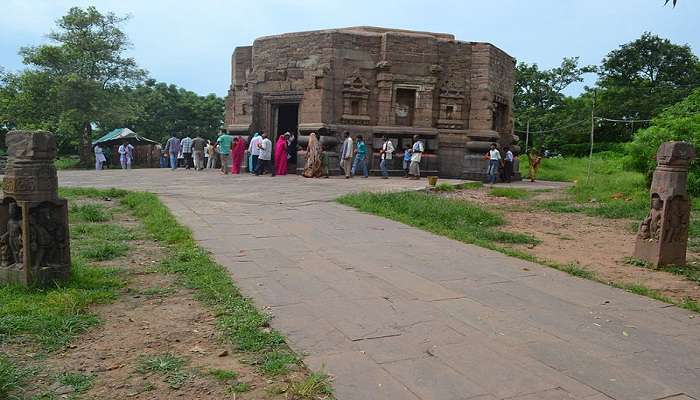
[402,147,411,178]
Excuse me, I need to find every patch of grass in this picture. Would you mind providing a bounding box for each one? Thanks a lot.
[58,372,95,393]
[55,156,80,170]
[140,286,176,297]
[489,187,530,200]
[229,382,252,393]
[433,183,455,192]
[0,259,124,349]
[60,187,129,200]
[70,203,112,222]
[338,191,538,246]
[0,356,31,400]
[119,191,299,375]
[77,240,129,261]
[71,223,135,241]
[559,264,596,280]
[626,257,700,284]
[287,372,334,399]
[456,182,483,190]
[136,353,187,374]
[207,368,238,382]
[535,201,583,214]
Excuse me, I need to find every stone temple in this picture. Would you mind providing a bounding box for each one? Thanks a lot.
[224,27,517,179]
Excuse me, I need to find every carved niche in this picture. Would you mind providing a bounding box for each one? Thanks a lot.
[341,74,371,125]
[437,82,466,129]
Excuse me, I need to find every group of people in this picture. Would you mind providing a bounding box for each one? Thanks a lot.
[336,132,425,179]
[94,140,134,170]
[484,143,515,184]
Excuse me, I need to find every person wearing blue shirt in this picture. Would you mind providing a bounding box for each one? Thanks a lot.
[351,135,369,178]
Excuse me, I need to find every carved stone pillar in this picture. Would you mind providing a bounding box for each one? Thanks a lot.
[634,141,696,266]
[0,130,71,286]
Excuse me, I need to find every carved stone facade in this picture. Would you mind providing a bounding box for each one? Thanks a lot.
[634,141,696,266]
[0,131,71,286]
[224,27,516,179]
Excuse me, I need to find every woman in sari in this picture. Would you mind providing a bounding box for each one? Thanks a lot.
[230,136,246,174]
[302,132,323,178]
[274,133,289,175]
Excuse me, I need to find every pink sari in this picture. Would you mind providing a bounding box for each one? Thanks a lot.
[274,136,288,175]
[230,138,245,174]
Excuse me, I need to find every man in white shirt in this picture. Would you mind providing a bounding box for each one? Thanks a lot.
[409,135,424,180]
[486,142,502,184]
[379,136,395,179]
[248,132,263,173]
[254,132,275,176]
[339,131,354,179]
[503,145,514,183]
[118,141,135,170]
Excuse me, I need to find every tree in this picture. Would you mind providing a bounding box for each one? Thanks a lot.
[513,57,594,149]
[596,33,699,141]
[19,6,145,164]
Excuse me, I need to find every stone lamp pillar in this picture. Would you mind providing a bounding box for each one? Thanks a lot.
[0,130,71,286]
[634,141,696,266]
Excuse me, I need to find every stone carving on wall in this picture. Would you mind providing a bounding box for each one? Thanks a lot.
[634,141,696,266]
[341,74,371,125]
[0,130,71,286]
[437,81,466,129]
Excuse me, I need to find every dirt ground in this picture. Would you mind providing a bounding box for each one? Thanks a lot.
[443,188,700,302]
[7,200,305,400]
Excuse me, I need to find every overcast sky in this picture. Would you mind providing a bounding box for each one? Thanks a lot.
[1,0,698,97]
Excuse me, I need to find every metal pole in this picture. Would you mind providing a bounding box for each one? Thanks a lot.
[525,120,530,154]
[586,90,596,184]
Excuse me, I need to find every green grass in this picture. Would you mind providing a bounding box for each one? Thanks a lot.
[229,382,251,393]
[60,187,129,200]
[140,286,176,297]
[76,240,129,261]
[119,191,302,376]
[0,259,124,349]
[55,156,80,170]
[287,373,334,399]
[433,183,456,192]
[535,201,583,213]
[70,203,112,222]
[489,187,530,200]
[338,191,538,247]
[456,182,483,190]
[136,353,191,390]
[71,223,136,241]
[559,264,596,280]
[207,368,238,382]
[58,372,95,393]
[0,356,31,400]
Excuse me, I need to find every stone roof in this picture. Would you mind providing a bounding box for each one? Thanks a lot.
[255,26,456,42]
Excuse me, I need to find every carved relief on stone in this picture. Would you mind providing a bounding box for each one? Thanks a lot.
[637,194,663,241]
[437,81,466,129]
[341,74,371,125]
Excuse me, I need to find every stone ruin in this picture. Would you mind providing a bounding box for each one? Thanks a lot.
[224,27,518,179]
[634,141,696,266]
[0,130,71,286]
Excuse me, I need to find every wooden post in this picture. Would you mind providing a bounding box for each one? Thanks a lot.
[586,91,596,184]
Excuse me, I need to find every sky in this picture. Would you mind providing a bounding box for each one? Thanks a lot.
[1,0,699,97]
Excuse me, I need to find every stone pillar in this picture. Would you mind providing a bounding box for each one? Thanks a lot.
[0,130,71,286]
[634,141,696,266]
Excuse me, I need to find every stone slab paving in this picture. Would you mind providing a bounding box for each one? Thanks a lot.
[58,169,700,400]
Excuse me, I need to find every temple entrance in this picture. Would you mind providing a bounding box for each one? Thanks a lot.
[395,88,416,126]
[273,103,299,138]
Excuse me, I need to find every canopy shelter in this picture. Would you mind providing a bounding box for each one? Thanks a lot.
[92,128,159,146]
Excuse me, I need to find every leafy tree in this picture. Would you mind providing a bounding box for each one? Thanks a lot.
[596,32,699,141]
[626,88,700,194]
[18,6,145,164]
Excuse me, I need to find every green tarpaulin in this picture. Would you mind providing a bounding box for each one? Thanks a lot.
[92,128,159,146]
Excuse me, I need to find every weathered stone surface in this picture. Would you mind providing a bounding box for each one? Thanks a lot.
[0,130,70,286]
[224,26,516,179]
[634,141,696,266]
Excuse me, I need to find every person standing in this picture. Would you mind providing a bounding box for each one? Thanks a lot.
[231,137,246,174]
[165,133,181,171]
[339,131,354,179]
[118,140,134,170]
[409,135,424,180]
[402,147,411,178]
[379,136,395,179]
[528,148,543,182]
[286,131,297,165]
[94,144,107,171]
[351,135,368,178]
[274,133,289,175]
[191,135,206,171]
[180,135,193,170]
[255,132,274,176]
[502,146,514,183]
[302,133,323,178]
[248,132,262,174]
[486,142,501,184]
[206,140,217,169]
[217,132,234,174]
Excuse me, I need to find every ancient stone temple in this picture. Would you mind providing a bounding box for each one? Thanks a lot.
[0,131,71,286]
[224,27,517,178]
[634,141,696,266]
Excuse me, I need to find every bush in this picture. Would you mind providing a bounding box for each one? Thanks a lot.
[627,88,700,195]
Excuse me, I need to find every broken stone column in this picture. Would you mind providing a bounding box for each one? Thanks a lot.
[0,130,71,286]
[634,141,696,266]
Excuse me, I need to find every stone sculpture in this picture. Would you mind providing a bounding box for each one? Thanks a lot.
[634,141,696,266]
[0,130,71,286]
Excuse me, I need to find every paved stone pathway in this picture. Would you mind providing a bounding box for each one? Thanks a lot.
[59,169,700,400]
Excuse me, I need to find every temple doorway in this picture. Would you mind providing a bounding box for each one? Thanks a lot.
[274,103,299,138]
[395,88,416,126]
